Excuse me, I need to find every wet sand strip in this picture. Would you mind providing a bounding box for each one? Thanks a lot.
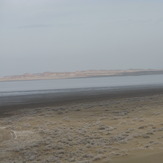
[1,85,163,113]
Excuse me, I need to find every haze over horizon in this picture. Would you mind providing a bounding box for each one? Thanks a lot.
[1,0,163,76]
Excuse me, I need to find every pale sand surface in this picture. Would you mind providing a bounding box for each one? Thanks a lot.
[0,93,163,162]
[111,151,163,163]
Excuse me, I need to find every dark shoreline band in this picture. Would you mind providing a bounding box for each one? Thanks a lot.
[1,85,163,113]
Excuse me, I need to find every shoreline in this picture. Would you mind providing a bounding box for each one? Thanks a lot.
[1,84,163,112]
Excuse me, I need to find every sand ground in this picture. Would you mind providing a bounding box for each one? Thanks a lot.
[0,94,163,163]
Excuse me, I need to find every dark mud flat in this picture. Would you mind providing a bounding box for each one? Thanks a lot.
[1,84,163,112]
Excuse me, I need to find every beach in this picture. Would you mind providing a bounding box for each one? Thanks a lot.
[0,87,163,163]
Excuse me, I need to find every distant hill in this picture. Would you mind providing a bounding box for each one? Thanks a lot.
[0,69,163,82]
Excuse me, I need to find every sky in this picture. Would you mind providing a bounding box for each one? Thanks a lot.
[0,0,163,76]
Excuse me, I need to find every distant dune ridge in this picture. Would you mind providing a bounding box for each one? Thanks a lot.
[0,69,163,82]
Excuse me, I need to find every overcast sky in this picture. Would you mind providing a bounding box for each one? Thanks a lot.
[0,0,163,76]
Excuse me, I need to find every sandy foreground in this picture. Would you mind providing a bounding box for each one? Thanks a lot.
[0,93,163,163]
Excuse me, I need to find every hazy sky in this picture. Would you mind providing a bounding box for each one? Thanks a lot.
[0,0,163,76]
